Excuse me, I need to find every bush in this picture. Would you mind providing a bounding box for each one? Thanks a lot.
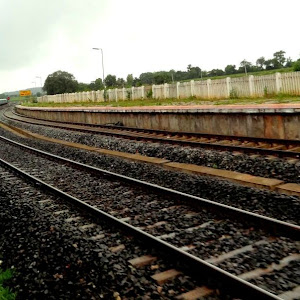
[293,60,300,71]
[146,90,152,99]
[126,91,131,100]
[229,88,238,99]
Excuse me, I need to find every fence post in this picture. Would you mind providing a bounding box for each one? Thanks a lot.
[176,82,180,99]
[141,86,145,99]
[249,75,254,97]
[115,88,118,102]
[164,83,168,99]
[275,72,282,93]
[226,77,231,98]
[191,80,195,97]
[207,79,211,98]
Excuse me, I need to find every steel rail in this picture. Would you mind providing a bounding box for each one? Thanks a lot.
[9,109,300,145]
[5,110,300,158]
[0,135,299,240]
[0,156,284,300]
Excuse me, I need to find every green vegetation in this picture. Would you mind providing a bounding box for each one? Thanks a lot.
[22,94,300,108]
[43,71,78,95]
[0,268,15,300]
[38,50,299,96]
[187,67,293,82]
[293,60,300,72]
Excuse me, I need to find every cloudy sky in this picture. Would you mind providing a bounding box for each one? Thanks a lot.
[1,0,299,92]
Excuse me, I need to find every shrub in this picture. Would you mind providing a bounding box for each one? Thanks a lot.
[229,88,238,99]
[264,86,268,98]
[293,60,300,71]
[146,90,152,99]
[126,91,131,100]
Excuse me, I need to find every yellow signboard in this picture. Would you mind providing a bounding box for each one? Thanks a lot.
[19,90,32,96]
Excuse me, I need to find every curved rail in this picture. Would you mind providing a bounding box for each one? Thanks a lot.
[0,135,299,239]
[5,108,300,159]
[0,156,284,300]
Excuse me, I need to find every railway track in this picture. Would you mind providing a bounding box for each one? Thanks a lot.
[4,108,300,159]
[0,135,299,299]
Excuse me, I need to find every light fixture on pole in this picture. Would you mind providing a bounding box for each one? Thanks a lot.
[92,47,105,88]
[36,76,42,87]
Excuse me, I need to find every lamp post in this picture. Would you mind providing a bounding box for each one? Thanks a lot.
[92,47,105,88]
[36,76,42,87]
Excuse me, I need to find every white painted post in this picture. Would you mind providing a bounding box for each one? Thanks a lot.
[108,89,112,101]
[275,72,282,93]
[176,82,180,99]
[115,88,118,102]
[226,77,231,98]
[164,83,168,99]
[141,86,145,99]
[132,87,134,100]
[191,80,195,97]
[207,79,211,98]
[249,75,254,97]
[122,87,126,100]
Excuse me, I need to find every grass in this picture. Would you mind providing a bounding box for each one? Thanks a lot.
[0,268,15,300]
[9,96,32,102]
[184,67,293,82]
[21,94,300,108]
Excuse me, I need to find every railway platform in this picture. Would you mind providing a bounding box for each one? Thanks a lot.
[16,103,300,140]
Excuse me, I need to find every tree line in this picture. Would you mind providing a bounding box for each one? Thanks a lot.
[43,50,300,95]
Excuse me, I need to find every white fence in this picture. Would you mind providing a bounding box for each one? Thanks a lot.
[37,71,300,103]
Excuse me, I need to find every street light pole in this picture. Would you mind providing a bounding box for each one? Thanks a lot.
[92,47,105,88]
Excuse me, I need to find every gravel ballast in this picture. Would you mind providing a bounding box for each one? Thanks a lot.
[1,168,215,299]
[0,127,299,224]
[3,115,300,184]
[0,107,299,298]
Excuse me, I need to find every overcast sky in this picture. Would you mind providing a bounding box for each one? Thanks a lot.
[1,0,299,92]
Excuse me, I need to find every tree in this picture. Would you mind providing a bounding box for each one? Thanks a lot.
[126,74,133,86]
[208,69,224,77]
[116,78,125,87]
[139,72,155,85]
[240,60,252,73]
[94,78,104,90]
[132,77,142,87]
[186,65,202,79]
[256,57,265,69]
[285,57,293,68]
[153,71,171,84]
[273,50,286,68]
[293,60,300,71]
[175,70,188,81]
[104,74,117,88]
[78,82,89,92]
[225,65,236,75]
[264,59,273,70]
[43,70,78,95]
